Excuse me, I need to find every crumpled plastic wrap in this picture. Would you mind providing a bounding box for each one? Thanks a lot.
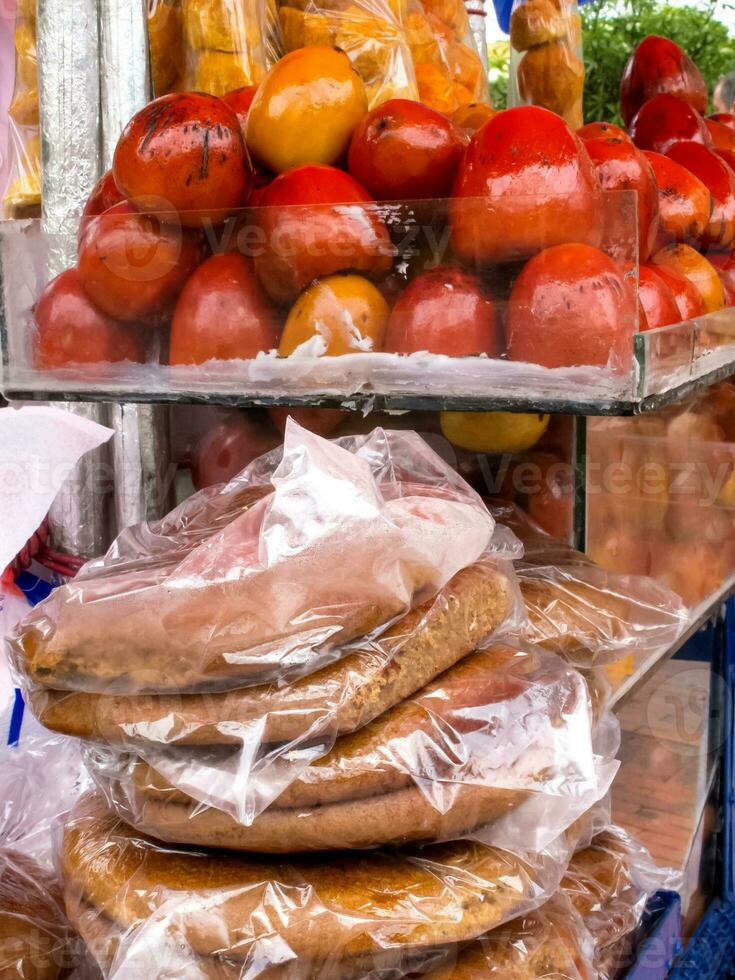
[486,500,689,666]
[562,825,679,979]
[0,710,97,978]
[147,0,275,97]
[13,422,502,695]
[83,640,618,852]
[2,6,41,219]
[278,0,418,107]
[508,0,584,129]
[14,424,524,831]
[59,791,591,979]
[405,0,489,114]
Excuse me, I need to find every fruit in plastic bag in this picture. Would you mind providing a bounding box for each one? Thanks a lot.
[279,6,333,48]
[629,93,713,155]
[34,269,146,369]
[169,254,281,363]
[507,243,633,371]
[148,0,183,95]
[113,92,251,225]
[183,0,257,50]
[9,88,39,126]
[518,40,584,121]
[246,47,368,172]
[254,164,392,304]
[279,273,389,354]
[450,106,599,265]
[190,49,257,94]
[347,98,464,199]
[620,34,707,127]
[510,0,566,51]
[14,21,37,89]
[78,202,202,322]
[415,62,472,114]
[384,267,500,356]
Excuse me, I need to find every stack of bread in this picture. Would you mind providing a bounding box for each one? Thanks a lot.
[9,423,675,977]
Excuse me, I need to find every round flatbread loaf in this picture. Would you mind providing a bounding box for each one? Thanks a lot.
[61,795,549,968]
[0,850,72,980]
[33,563,513,748]
[98,644,559,851]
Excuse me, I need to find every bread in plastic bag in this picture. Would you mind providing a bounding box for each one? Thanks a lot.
[60,792,588,978]
[485,499,688,665]
[84,640,618,852]
[508,0,584,129]
[12,422,499,695]
[3,7,41,218]
[421,892,595,979]
[277,0,419,107]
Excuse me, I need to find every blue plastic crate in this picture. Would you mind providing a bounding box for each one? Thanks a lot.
[668,899,735,978]
[624,892,682,980]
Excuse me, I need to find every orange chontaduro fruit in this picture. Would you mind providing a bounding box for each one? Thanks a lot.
[279,274,389,356]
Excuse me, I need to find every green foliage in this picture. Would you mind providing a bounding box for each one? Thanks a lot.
[582,0,735,124]
[489,40,510,110]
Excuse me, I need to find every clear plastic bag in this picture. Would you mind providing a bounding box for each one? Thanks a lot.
[562,825,679,979]
[83,640,618,852]
[59,791,589,979]
[180,0,271,95]
[486,500,689,666]
[12,423,501,696]
[147,0,184,96]
[2,7,41,218]
[422,892,596,979]
[404,0,489,115]
[508,0,584,129]
[277,0,418,107]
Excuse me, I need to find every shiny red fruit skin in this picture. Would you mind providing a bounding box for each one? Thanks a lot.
[507,243,633,371]
[113,92,251,226]
[578,121,632,143]
[710,113,735,131]
[222,86,258,132]
[629,94,713,155]
[652,264,706,320]
[191,412,280,489]
[384,266,500,356]
[705,119,735,152]
[347,98,464,200]
[708,252,735,305]
[620,35,707,126]
[78,170,126,241]
[583,137,659,260]
[268,407,346,437]
[253,164,393,304]
[450,106,600,265]
[643,150,712,249]
[169,253,281,364]
[34,268,145,368]
[638,265,681,329]
[665,141,735,251]
[77,201,202,322]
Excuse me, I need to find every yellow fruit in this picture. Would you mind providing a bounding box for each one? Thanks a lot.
[148,0,182,95]
[439,411,550,453]
[652,244,726,314]
[246,46,368,172]
[279,274,389,356]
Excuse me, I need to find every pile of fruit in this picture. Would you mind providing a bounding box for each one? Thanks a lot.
[31,34,735,381]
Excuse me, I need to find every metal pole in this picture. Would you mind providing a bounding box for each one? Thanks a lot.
[99,0,175,528]
[38,0,112,558]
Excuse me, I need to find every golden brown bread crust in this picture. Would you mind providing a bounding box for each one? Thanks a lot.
[0,852,69,980]
[61,795,542,964]
[33,564,513,747]
[102,644,544,851]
